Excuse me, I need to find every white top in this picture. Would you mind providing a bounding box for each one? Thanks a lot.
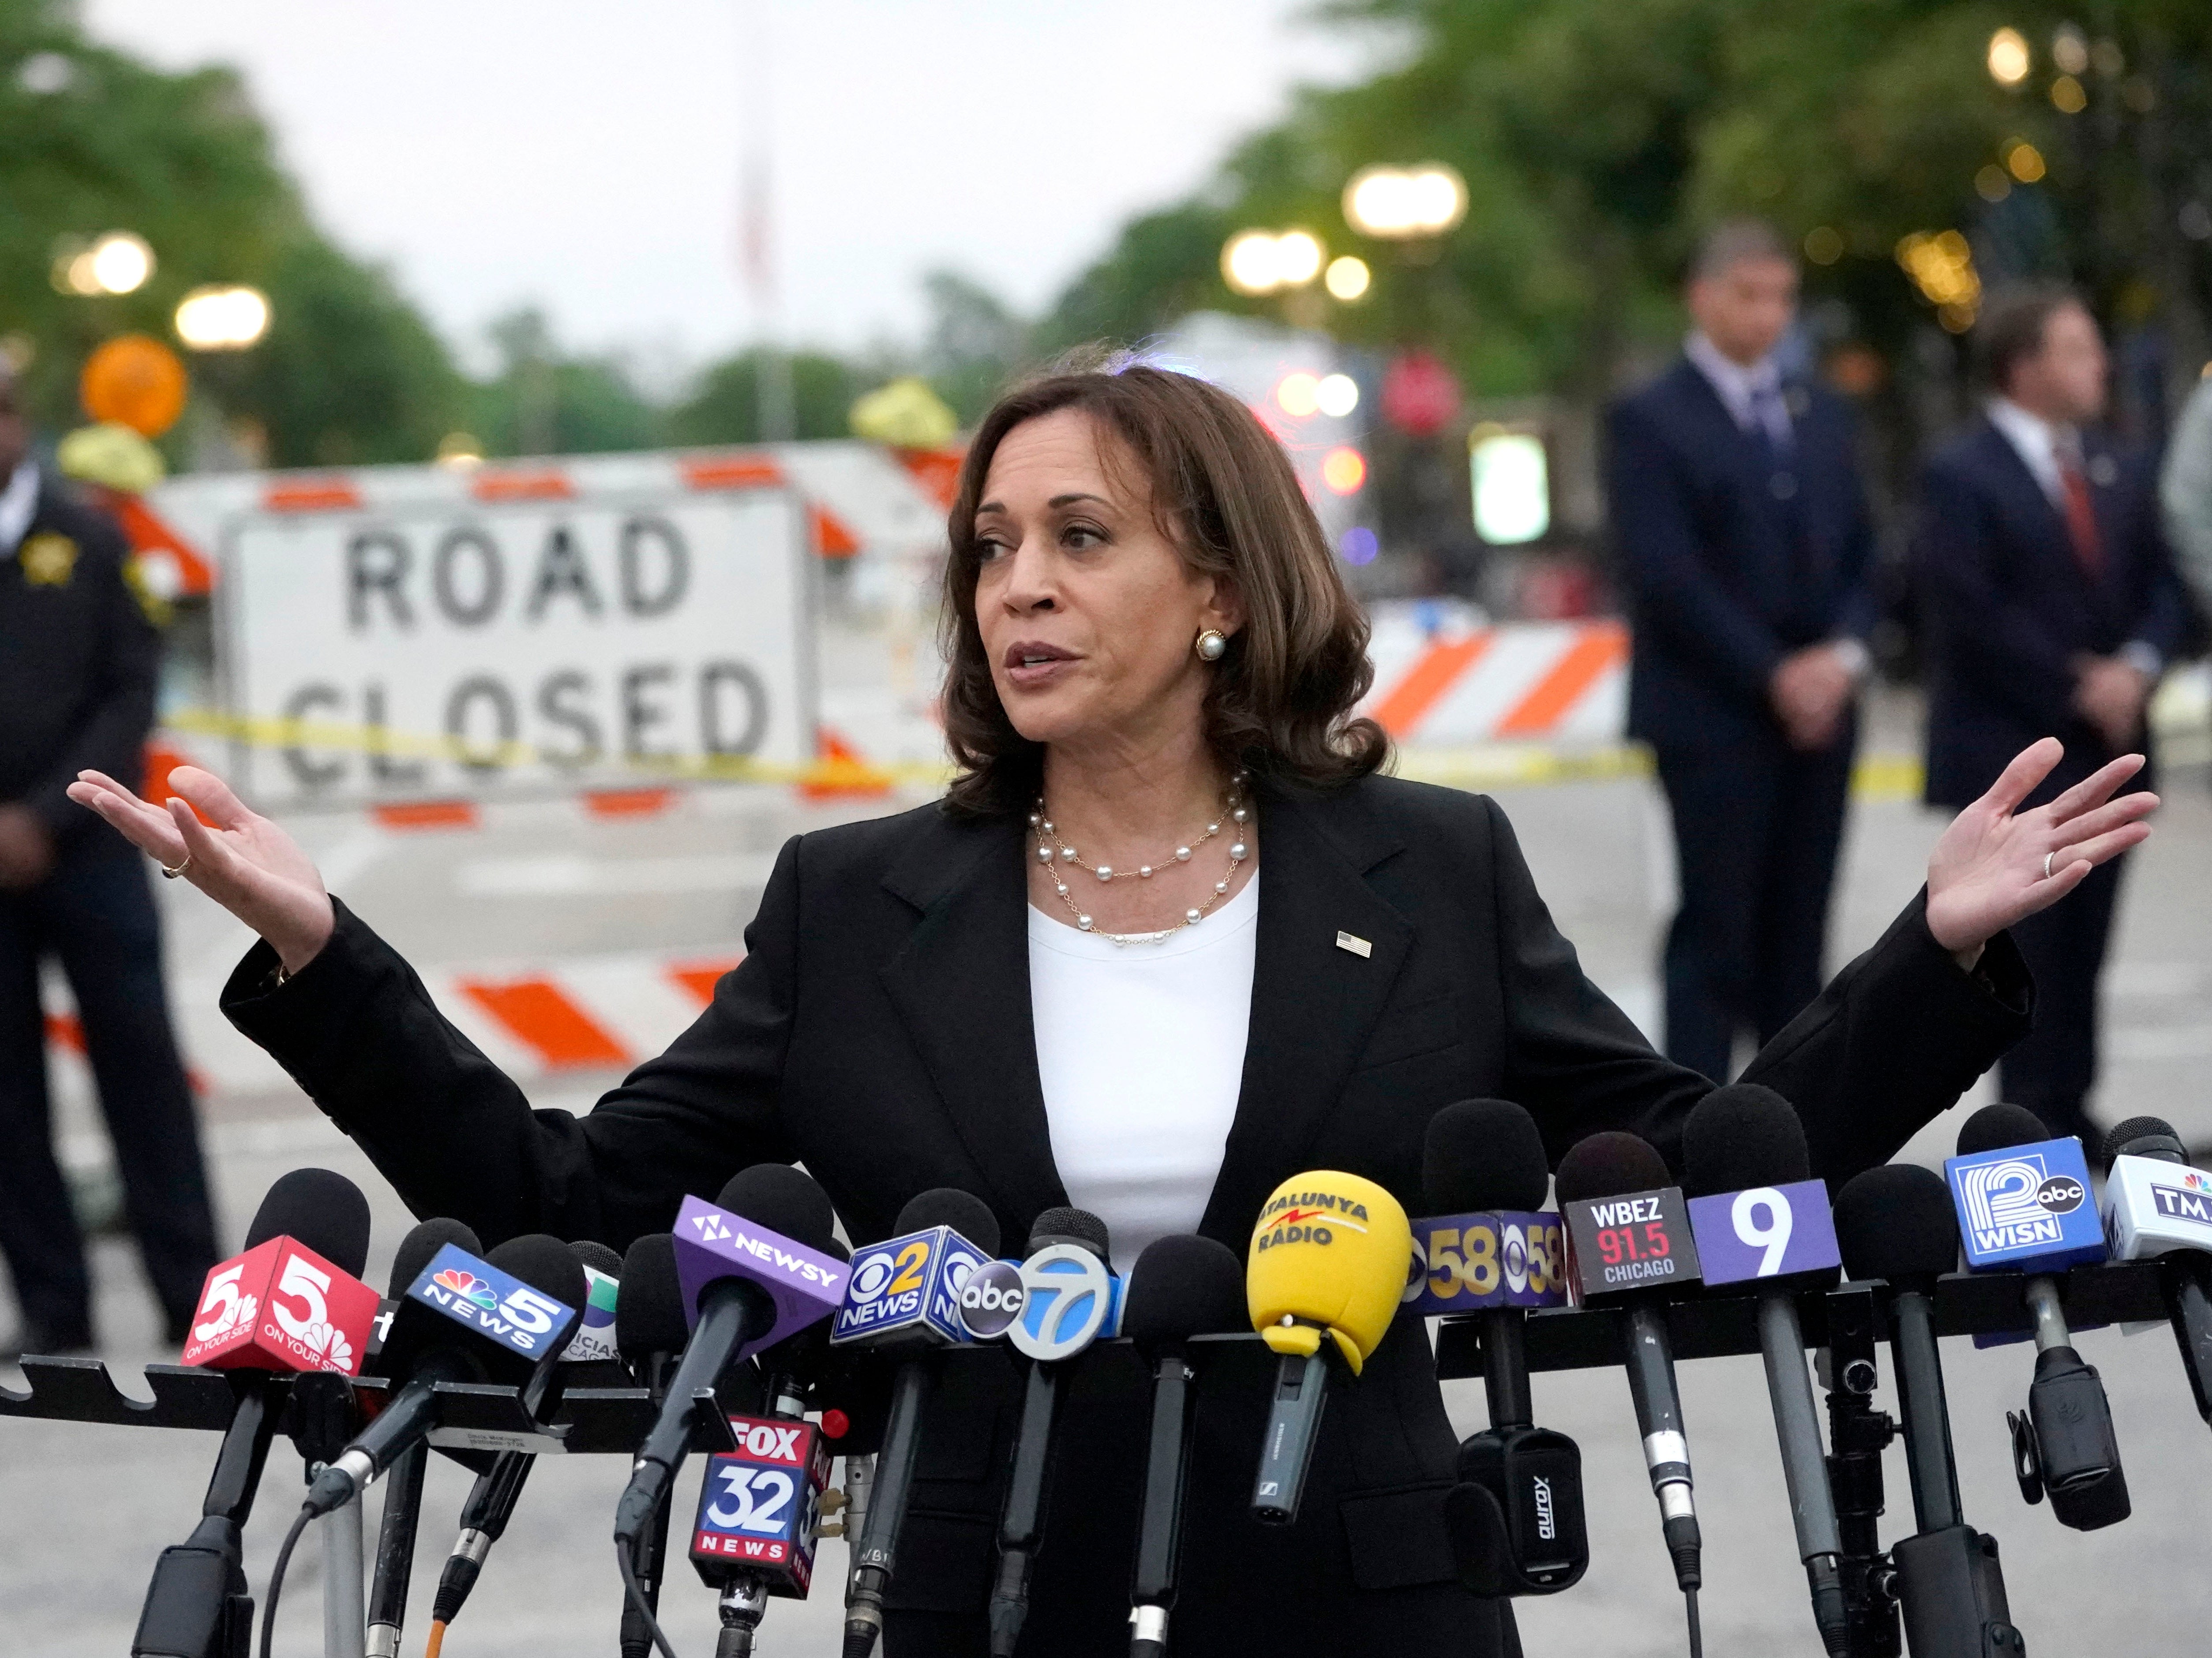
[1987,396,2074,504]
[1685,332,1792,446]
[0,462,37,557]
[1027,875,1258,1275]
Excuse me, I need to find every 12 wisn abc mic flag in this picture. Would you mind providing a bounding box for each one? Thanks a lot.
[1945,1136,2105,1271]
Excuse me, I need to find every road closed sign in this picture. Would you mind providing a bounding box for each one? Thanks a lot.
[214,463,814,808]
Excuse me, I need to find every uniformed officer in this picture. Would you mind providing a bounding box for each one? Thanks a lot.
[0,364,217,1357]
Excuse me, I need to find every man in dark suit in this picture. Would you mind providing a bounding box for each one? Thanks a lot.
[0,368,219,1355]
[1607,221,1878,1082]
[1918,285,2188,1147]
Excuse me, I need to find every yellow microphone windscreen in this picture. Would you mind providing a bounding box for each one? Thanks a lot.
[1245,1171,1411,1376]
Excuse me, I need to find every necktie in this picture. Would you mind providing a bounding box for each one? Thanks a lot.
[2056,441,2103,578]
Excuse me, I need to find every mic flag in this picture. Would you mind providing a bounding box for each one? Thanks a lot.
[831,1224,994,1349]
[2105,1155,2212,1258]
[561,1262,622,1363]
[1684,1181,1840,1288]
[404,1243,579,1364]
[1944,1135,2104,1272]
[1559,1185,1703,1302]
[689,1414,835,1598]
[1403,1211,1569,1316]
[1246,1171,1411,1373]
[672,1192,849,1362]
[181,1237,380,1377]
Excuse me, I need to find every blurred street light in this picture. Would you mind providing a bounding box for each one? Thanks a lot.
[1896,230,1981,332]
[1320,446,1366,495]
[1343,164,1467,240]
[1976,166,2012,203]
[1324,256,1371,302]
[2051,75,2087,114]
[1470,428,1549,545]
[2004,140,2046,183]
[1221,229,1327,296]
[1803,226,1845,265]
[2051,27,2088,76]
[1987,28,2031,88]
[174,285,271,350]
[54,232,155,296]
[436,431,486,469]
[1275,371,1322,417]
[1316,374,1359,418]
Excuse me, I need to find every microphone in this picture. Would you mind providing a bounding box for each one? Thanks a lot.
[1246,1171,1412,1527]
[613,1165,847,1555]
[303,1230,586,1517]
[1420,1099,1587,1598]
[1553,1132,1705,1648]
[2100,1115,2212,1429]
[1680,1084,1848,1655]
[988,1206,1117,1658]
[1123,1234,1246,1658]
[1949,1103,2128,1530]
[613,1234,688,1658]
[837,1188,1002,1658]
[1835,1166,2027,1658]
[131,1169,374,1658]
[420,1238,626,1656]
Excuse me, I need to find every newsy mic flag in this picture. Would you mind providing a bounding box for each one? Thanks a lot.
[1945,1136,2106,1271]
[671,1193,848,1358]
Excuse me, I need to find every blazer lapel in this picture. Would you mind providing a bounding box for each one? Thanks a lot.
[1198,783,1414,1245]
[878,811,1069,1230]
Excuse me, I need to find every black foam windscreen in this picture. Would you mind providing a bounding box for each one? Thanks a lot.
[568,1238,623,1278]
[1121,1235,1246,1357]
[1681,1084,1811,1197]
[614,1233,687,1361]
[1028,1205,1111,1261]
[1957,1102,2052,1157]
[485,1233,589,1321]
[713,1163,836,1252]
[2104,1115,2187,1168]
[1553,1132,1671,1204]
[386,1217,482,1298]
[1833,1165,1959,1282]
[1422,1099,1552,1214]
[894,1188,1003,1257]
[245,1168,373,1278]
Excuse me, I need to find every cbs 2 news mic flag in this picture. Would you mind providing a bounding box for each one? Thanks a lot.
[1403,1212,1570,1317]
[672,1193,849,1359]
[831,1225,993,1350]
[406,1243,579,1362]
[181,1236,381,1375]
[690,1414,835,1597]
[1559,1185,1702,1304]
[1945,1137,2105,1272]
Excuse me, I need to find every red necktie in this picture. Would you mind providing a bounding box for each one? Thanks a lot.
[2057,448,2103,578]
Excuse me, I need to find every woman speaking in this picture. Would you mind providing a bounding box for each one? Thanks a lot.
[74,363,2152,1655]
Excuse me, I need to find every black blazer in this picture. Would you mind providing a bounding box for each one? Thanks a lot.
[1917,418,2189,810]
[224,773,2028,1657]
[1606,360,1877,753]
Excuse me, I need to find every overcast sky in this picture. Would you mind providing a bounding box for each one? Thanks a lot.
[85,0,1368,376]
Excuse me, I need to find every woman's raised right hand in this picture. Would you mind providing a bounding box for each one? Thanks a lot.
[68,765,335,974]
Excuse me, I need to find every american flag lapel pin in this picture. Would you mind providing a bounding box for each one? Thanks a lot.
[1335,931,1372,958]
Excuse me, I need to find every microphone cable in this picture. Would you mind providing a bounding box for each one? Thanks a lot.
[618,1538,683,1658]
[257,1505,316,1658]
[1684,1584,1703,1658]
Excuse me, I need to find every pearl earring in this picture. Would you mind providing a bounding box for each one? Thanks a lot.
[1194,629,1229,662]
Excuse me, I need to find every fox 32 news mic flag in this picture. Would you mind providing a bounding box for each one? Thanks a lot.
[690,1416,836,1596]
[134,1170,375,1658]
[1246,1173,1413,1527]
[1414,1097,1583,1601]
[1946,1107,2127,1531]
[2102,1116,2212,1429]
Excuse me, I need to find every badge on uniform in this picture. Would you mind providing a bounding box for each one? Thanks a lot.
[19,532,77,587]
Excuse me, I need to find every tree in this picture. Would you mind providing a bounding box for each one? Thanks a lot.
[469,308,658,458]
[664,346,865,446]
[0,1,464,464]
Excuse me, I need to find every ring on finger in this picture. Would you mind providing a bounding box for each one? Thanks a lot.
[161,852,193,880]
[2042,851,2056,881]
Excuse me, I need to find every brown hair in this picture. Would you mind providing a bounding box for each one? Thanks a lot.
[1976,283,2086,395]
[1688,218,1794,282]
[938,358,1388,817]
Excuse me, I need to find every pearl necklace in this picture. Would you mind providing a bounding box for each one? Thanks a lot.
[1031,774,1251,946]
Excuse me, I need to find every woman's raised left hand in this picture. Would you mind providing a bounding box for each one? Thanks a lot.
[1925,737,2156,964]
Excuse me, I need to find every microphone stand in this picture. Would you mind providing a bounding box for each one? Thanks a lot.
[131,1373,282,1658]
[1819,1289,1899,1658]
[290,1370,367,1658]
[620,1353,678,1658]
[364,1443,427,1658]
